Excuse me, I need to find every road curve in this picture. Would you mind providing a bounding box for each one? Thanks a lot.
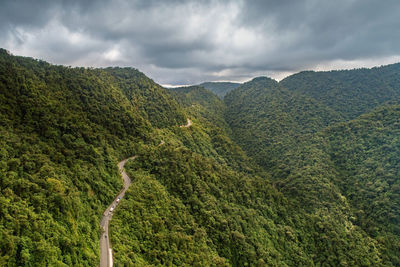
[100,156,136,267]
[180,118,192,128]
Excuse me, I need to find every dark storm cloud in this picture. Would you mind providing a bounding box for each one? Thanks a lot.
[1,0,400,84]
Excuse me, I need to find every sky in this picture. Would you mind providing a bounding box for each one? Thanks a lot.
[1,0,400,86]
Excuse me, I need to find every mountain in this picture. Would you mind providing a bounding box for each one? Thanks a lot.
[321,103,400,264]
[1,49,399,266]
[104,67,186,128]
[110,84,382,266]
[0,49,184,265]
[280,64,400,120]
[224,76,342,171]
[224,73,400,265]
[168,86,230,131]
[199,82,241,98]
[274,102,400,264]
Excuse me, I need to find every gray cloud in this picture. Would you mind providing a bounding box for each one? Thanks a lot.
[1,0,400,84]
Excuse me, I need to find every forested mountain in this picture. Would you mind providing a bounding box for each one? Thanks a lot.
[280,63,400,119]
[271,102,400,264]
[0,49,184,265]
[111,84,383,266]
[322,103,400,264]
[1,49,399,266]
[224,77,342,171]
[168,86,230,131]
[104,67,186,128]
[224,74,400,265]
[199,82,241,98]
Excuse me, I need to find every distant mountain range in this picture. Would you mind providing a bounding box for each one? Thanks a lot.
[198,81,241,98]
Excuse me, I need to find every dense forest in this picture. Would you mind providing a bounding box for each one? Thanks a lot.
[224,71,400,265]
[0,49,183,265]
[199,82,241,98]
[1,49,399,266]
[280,64,400,119]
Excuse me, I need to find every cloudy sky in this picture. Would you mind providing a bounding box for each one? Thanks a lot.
[1,0,400,85]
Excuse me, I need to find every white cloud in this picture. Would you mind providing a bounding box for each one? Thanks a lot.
[103,48,122,62]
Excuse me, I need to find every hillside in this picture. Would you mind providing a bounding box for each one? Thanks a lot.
[199,82,241,98]
[224,77,342,171]
[224,74,400,265]
[274,102,400,264]
[280,64,400,119]
[0,49,184,266]
[322,103,400,264]
[168,86,230,131]
[104,67,186,128]
[110,84,383,266]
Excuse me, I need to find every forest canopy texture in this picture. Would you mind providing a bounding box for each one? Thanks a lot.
[0,49,399,266]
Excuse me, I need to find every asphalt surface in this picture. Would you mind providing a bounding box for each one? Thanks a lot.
[180,118,192,128]
[99,156,135,267]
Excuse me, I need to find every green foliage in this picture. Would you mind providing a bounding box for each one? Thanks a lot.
[104,67,186,128]
[224,75,400,266]
[0,51,182,265]
[280,64,400,119]
[116,145,312,266]
[168,85,230,132]
[199,82,241,98]
[112,81,386,265]
[167,86,257,172]
[110,165,227,266]
[112,141,383,266]
[224,77,342,171]
[322,103,400,264]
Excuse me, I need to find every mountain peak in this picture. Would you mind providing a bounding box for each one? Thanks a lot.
[248,76,278,84]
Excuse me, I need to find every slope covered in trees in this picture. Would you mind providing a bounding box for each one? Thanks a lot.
[321,103,400,264]
[199,82,241,98]
[168,86,230,131]
[224,77,342,171]
[273,102,400,265]
[280,64,400,119]
[224,73,400,265]
[110,127,383,266]
[113,84,382,266]
[0,49,185,265]
[104,67,186,128]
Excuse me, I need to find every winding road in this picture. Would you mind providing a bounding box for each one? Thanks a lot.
[100,156,135,267]
[180,118,192,128]
[99,119,191,266]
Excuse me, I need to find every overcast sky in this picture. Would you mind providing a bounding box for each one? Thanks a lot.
[1,0,400,85]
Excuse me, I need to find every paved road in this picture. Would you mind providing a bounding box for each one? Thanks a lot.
[180,118,192,128]
[100,156,135,267]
